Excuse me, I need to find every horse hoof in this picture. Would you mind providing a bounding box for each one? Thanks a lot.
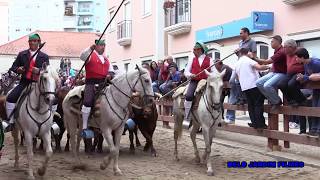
[37,167,46,176]
[27,176,35,180]
[14,162,19,169]
[207,171,214,176]
[136,142,141,147]
[114,170,123,176]
[129,149,135,154]
[100,163,106,170]
[151,150,157,157]
[64,147,70,152]
[194,157,201,164]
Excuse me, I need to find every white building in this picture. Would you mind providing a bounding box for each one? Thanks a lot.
[8,0,107,41]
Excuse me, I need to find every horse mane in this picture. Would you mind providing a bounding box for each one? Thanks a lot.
[45,65,60,82]
[111,66,149,83]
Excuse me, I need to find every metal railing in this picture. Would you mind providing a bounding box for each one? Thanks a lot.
[165,0,191,27]
[117,20,132,40]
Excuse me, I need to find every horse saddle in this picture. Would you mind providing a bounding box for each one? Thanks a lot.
[172,80,207,110]
[13,85,33,119]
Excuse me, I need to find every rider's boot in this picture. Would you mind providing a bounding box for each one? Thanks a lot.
[80,106,94,139]
[2,102,16,133]
[182,101,193,129]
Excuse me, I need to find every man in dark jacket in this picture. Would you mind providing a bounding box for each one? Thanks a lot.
[4,33,49,132]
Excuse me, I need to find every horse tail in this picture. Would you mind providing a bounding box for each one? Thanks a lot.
[173,97,183,140]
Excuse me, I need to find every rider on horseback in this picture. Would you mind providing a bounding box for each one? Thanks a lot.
[80,39,113,138]
[182,42,216,129]
[3,33,50,132]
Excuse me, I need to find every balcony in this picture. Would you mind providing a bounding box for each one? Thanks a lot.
[117,20,132,46]
[77,16,93,29]
[78,8,94,15]
[282,0,313,5]
[164,0,191,36]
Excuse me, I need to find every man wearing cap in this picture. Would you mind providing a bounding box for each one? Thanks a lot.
[182,42,215,128]
[255,35,287,110]
[3,33,49,132]
[79,39,113,138]
[159,64,181,94]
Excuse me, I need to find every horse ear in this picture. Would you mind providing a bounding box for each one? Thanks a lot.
[204,69,211,76]
[220,69,226,78]
[42,62,48,71]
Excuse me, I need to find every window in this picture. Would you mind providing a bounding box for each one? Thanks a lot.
[78,16,92,26]
[142,60,152,65]
[109,10,115,32]
[298,38,320,58]
[175,56,188,70]
[207,49,221,60]
[257,43,269,59]
[143,0,151,16]
[78,2,92,13]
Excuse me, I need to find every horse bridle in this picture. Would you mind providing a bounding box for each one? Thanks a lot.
[105,68,154,121]
[202,86,221,128]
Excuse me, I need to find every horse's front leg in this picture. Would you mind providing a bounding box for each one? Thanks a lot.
[25,132,35,180]
[129,129,135,154]
[112,126,123,176]
[190,123,201,164]
[202,127,214,176]
[173,112,183,161]
[140,129,156,157]
[100,128,114,171]
[38,131,53,177]
[12,127,19,168]
[134,127,141,147]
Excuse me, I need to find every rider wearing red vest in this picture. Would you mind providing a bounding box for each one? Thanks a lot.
[3,33,49,132]
[183,42,215,129]
[80,39,113,138]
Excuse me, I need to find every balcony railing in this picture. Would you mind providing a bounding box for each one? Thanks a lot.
[165,0,191,27]
[164,0,191,35]
[117,20,132,46]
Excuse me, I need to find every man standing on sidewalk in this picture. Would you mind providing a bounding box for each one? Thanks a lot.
[226,27,257,124]
[235,48,270,129]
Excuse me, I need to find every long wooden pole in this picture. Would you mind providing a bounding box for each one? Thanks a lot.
[72,0,126,87]
[159,52,235,100]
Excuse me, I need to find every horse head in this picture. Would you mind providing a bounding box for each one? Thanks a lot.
[204,69,226,110]
[38,64,60,107]
[129,65,154,105]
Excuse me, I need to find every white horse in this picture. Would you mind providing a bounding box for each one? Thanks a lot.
[12,64,60,180]
[63,66,154,175]
[173,69,225,176]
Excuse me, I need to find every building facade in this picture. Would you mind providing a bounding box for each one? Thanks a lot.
[105,0,165,72]
[8,0,107,41]
[107,0,320,71]
[0,0,9,45]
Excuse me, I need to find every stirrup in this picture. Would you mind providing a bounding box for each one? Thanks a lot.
[182,118,191,129]
[80,129,94,139]
[2,121,14,133]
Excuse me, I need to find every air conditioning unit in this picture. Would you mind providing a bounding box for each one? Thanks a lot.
[282,0,313,5]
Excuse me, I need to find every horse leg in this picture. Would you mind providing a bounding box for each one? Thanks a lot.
[54,133,62,152]
[129,129,135,154]
[97,132,103,153]
[19,131,24,146]
[134,127,141,147]
[112,127,123,176]
[38,132,53,177]
[69,126,81,166]
[64,133,70,152]
[25,132,35,180]
[33,138,37,152]
[39,139,44,151]
[173,112,183,161]
[100,129,113,170]
[202,127,214,176]
[190,124,201,164]
[12,127,19,168]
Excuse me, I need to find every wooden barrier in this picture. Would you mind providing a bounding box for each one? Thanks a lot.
[155,98,320,151]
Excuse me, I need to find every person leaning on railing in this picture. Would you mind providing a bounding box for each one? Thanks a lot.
[295,47,320,136]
